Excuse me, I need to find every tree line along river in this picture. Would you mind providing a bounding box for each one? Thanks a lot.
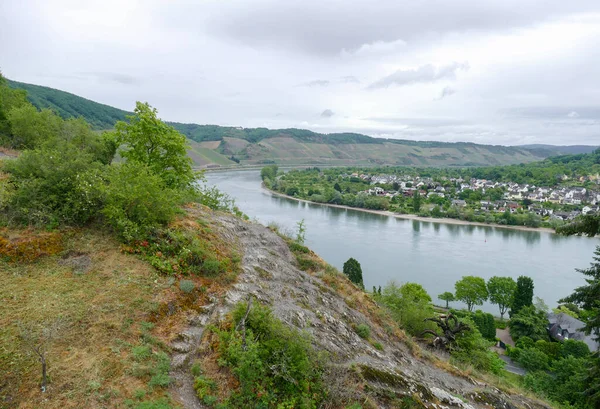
[206,170,599,315]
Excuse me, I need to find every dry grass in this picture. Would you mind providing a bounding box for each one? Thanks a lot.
[0,208,243,409]
[0,229,176,409]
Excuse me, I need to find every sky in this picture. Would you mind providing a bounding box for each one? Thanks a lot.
[1,0,600,146]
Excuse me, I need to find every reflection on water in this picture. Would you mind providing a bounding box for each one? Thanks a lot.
[206,170,599,314]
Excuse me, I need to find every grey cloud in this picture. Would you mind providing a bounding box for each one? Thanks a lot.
[364,117,468,127]
[81,72,139,85]
[368,62,469,89]
[505,106,600,119]
[339,76,360,83]
[301,79,330,87]
[321,109,335,118]
[202,0,599,55]
[437,87,457,100]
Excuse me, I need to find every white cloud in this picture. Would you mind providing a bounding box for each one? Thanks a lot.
[1,0,600,145]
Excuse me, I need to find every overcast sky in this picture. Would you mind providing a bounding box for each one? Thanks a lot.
[1,0,600,145]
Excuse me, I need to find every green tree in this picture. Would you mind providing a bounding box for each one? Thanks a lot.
[102,162,182,241]
[557,208,600,408]
[0,72,29,141]
[517,348,550,371]
[260,164,278,181]
[454,276,488,312]
[111,102,195,190]
[512,276,534,316]
[343,258,363,287]
[559,246,600,346]
[487,276,517,320]
[333,182,342,192]
[412,190,421,212]
[438,292,455,309]
[6,105,62,149]
[509,305,548,341]
[379,282,435,336]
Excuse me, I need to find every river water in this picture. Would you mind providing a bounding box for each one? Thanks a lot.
[206,170,598,314]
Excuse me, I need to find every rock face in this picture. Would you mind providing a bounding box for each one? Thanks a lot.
[170,208,552,409]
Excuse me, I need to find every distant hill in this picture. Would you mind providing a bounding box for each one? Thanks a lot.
[7,79,130,129]
[519,144,598,155]
[8,79,579,168]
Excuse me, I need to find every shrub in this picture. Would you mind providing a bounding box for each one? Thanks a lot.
[194,375,217,399]
[2,144,106,226]
[179,280,195,294]
[533,340,562,361]
[515,336,535,350]
[355,324,370,339]
[561,339,590,359]
[517,348,550,372]
[378,282,435,336]
[102,163,181,242]
[215,302,327,408]
[132,345,152,361]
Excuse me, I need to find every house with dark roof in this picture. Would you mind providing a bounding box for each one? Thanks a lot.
[547,313,599,352]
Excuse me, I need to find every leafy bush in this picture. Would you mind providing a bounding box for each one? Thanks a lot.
[451,317,505,374]
[377,282,435,336]
[214,302,327,408]
[355,324,370,339]
[1,144,106,226]
[179,280,195,294]
[517,348,550,371]
[561,339,590,359]
[102,163,182,242]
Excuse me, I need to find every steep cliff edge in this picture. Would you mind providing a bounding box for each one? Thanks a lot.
[168,207,552,409]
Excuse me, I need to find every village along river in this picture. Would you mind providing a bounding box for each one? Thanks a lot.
[206,170,599,314]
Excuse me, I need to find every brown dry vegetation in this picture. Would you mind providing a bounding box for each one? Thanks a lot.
[0,210,240,409]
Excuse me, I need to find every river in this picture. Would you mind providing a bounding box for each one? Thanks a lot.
[206,170,599,314]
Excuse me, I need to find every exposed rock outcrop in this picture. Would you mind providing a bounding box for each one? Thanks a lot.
[170,208,552,409]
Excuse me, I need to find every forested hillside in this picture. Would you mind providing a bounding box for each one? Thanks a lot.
[7,80,130,129]
[7,78,598,168]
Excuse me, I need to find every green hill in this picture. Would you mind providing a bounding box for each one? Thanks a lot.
[10,79,597,167]
[7,80,130,130]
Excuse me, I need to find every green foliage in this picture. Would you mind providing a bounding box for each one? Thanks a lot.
[2,143,106,226]
[179,279,195,294]
[509,305,549,342]
[130,227,233,277]
[512,276,534,316]
[214,302,327,408]
[559,246,600,345]
[7,79,129,129]
[355,324,370,339]
[295,219,306,244]
[534,340,563,361]
[6,105,61,149]
[260,164,279,181]
[194,375,217,401]
[377,282,435,336]
[518,348,550,371]
[342,257,364,287]
[487,276,516,320]
[451,316,505,374]
[562,339,590,359]
[111,102,196,190]
[438,291,455,308]
[102,163,182,242]
[412,190,421,212]
[454,276,488,312]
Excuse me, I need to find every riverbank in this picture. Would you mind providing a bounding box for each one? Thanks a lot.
[265,186,558,234]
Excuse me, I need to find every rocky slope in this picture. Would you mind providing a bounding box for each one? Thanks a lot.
[168,207,552,409]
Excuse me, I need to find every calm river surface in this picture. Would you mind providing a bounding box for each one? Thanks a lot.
[206,170,599,314]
